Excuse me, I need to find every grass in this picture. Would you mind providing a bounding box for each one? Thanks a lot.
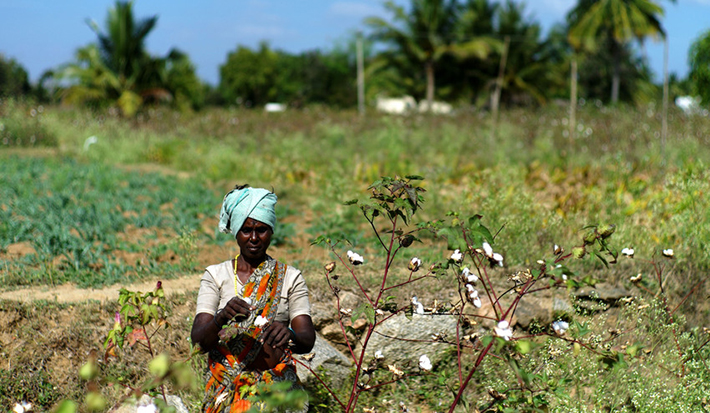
[2,98,710,412]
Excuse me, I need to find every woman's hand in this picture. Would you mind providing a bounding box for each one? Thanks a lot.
[214,296,256,328]
[191,297,256,352]
[261,321,292,349]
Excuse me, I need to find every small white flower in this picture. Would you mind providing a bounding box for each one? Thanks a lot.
[347,250,364,265]
[621,248,634,257]
[494,320,513,341]
[375,350,384,360]
[419,354,432,371]
[408,257,422,271]
[552,320,569,335]
[254,315,269,327]
[662,248,674,258]
[450,249,463,262]
[482,242,493,257]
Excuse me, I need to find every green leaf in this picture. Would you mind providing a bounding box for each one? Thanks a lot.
[572,321,590,337]
[404,175,424,180]
[343,199,358,205]
[515,340,532,355]
[149,353,170,377]
[54,400,78,413]
[594,252,609,268]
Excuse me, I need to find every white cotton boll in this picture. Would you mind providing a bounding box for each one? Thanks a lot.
[411,296,425,314]
[375,350,384,360]
[494,320,513,341]
[419,354,432,371]
[465,283,476,293]
[462,267,478,283]
[450,249,463,262]
[621,248,634,257]
[662,249,674,258]
[492,253,504,266]
[482,242,493,257]
[254,315,268,327]
[347,250,364,265]
[473,297,482,308]
[552,320,569,335]
[415,302,424,314]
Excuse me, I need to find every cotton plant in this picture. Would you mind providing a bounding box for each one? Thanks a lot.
[309,175,655,413]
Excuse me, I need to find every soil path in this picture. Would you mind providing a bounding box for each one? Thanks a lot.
[0,273,202,303]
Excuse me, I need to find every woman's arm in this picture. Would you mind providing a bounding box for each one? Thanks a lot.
[289,314,316,354]
[191,297,255,351]
[261,314,315,354]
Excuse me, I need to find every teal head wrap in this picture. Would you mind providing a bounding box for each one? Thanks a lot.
[218,187,277,238]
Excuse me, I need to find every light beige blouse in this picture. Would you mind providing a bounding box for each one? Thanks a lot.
[195,259,311,324]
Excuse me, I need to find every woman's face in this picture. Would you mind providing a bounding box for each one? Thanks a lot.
[237,217,273,262]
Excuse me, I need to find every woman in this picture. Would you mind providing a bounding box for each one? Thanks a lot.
[191,185,315,413]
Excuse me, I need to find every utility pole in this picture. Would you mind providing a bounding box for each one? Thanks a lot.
[570,56,578,141]
[356,33,365,116]
[661,36,669,165]
[491,36,510,138]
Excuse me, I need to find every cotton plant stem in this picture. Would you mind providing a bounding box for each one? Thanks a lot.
[293,358,346,411]
[346,325,376,412]
[448,338,495,413]
[324,269,358,362]
[374,215,398,307]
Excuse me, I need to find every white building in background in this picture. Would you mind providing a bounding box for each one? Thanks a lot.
[264,103,286,112]
[675,96,702,115]
[375,96,416,115]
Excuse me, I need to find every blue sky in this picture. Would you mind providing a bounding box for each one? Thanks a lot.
[1,0,709,86]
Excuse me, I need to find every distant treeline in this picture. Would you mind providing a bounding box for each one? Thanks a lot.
[1,0,709,115]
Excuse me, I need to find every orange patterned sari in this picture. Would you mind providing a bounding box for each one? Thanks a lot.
[202,257,304,413]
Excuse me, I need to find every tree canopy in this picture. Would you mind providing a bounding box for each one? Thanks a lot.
[567,0,669,104]
[55,0,204,115]
[688,29,710,106]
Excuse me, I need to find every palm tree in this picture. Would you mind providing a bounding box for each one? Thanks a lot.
[87,0,157,85]
[494,1,567,105]
[567,0,669,104]
[366,0,495,108]
[56,1,203,115]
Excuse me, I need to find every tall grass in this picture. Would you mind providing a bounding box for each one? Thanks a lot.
[3,100,710,297]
